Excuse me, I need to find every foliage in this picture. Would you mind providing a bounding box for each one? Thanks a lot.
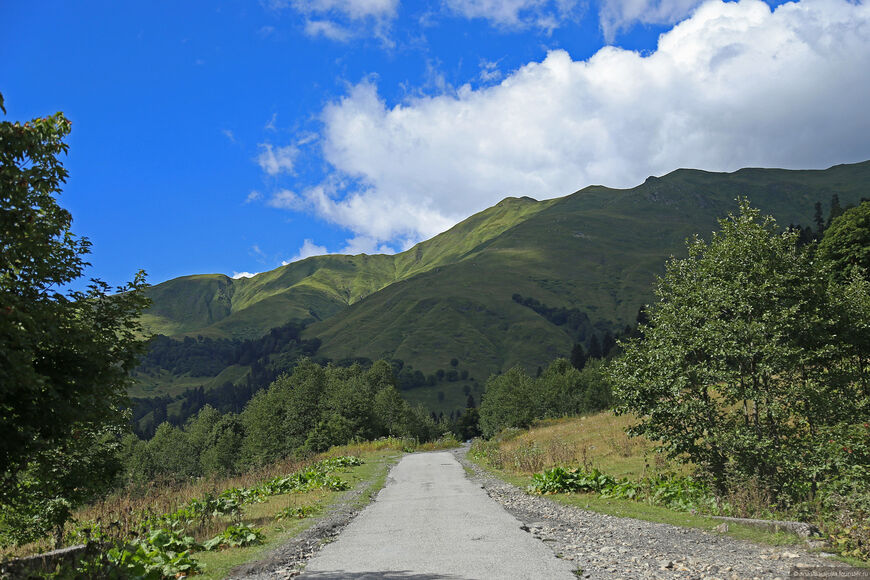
[527,466,716,513]
[121,358,439,484]
[28,455,363,576]
[817,200,870,283]
[818,483,870,560]
[140,456,361,532]
[609,200,868,502]
[0,93,150,546]
[529,467,616,495]
[202,523,264,551]
[479,359,611,438]
[275,504,320,520]
[105,526,202,579]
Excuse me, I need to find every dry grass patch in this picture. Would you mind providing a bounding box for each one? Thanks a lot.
[491,412,683,479]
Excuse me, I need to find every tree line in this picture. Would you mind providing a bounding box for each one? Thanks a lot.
[136,323,320,378]
[478,358,612,438]
[121,360,444,485]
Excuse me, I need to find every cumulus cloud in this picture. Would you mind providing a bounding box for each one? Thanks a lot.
[245,191,263,203]
[282,239,330,264]
[298,0,870,251]
[232,271,261,279]
[257,143,298,175]
[443,0,581,31]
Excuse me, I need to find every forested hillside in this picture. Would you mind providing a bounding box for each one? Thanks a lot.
[136,161,870,414]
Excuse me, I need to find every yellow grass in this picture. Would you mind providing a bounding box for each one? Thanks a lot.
[484,411,687,479]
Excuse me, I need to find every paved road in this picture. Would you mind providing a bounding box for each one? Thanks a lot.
[299,451,578,580]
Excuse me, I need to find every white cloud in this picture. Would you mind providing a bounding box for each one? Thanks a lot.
[221,129,236,142]
[443,0,580,31]
[271,0,399,41]
[245,191,263,203]
[295,0,398,20]
[264,113,278,131]
[479,59,503,82]
[267,189,306,210]
[599,0,706,41]
[303,0,870,252]
[232,271,261,279]
[305,19,353,41]
[339,235,398,255]
[282,239,330,264]
[257,143,298,175]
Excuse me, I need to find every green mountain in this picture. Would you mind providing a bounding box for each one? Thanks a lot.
[137,160,870,411]
[140,195,552,341]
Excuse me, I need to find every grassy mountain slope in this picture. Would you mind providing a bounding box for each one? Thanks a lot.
[306,161,870,388]
[139,160,870,410]
[140,196,552,339]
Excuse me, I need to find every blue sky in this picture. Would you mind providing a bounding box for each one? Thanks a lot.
[3,0,869,288]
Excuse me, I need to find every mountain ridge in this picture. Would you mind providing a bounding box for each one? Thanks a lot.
[137,160,870,409]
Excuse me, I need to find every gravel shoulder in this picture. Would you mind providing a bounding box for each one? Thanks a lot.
[452,446,861,580]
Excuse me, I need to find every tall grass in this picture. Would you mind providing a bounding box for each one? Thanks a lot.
[472,412,679,479]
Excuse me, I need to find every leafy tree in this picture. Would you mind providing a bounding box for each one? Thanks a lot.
[320,364,378,441]
[0,94,149,544]
[817,201,870,283]
[240,360,326,466]
[304,413,354,453]
[185,404,221,456]
[576,360,612,412]
[373,385,409,437]
[609,200,862,499]
[404,404,440,442]
[479,367,538,437]
[148,423,198,480]
[199,414,245,477]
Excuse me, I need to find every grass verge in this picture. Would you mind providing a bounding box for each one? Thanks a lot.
[192,449,401,579]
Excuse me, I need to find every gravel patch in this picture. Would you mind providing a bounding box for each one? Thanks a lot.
[452,447,859,580]
[227,456,397,579]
